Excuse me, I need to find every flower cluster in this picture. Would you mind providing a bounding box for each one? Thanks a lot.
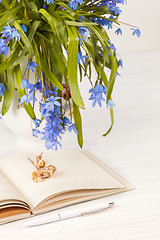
[69,0,83,10]
[90,1,140,36]
[89,84,106,108]
[39,98,78,150]
[37,90,64,150]
[0,23,20,56]
[34,89,78,150]
[40,0,141,37]
[89,84,115,109]
[19,62,78,151]
[0,0,141,151]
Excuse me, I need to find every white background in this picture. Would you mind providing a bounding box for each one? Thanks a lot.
[0,1,160,239]
[109,0,160,53]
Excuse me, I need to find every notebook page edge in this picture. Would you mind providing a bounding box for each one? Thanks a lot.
[82,150,134,191]
[32,187,127,215]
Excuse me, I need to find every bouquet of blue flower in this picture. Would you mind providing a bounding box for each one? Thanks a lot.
[0,0,140,150]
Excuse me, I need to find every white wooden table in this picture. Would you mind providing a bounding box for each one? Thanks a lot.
[0,51,160,239]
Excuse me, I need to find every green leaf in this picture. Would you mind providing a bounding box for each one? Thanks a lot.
[103,108,114,136]
[67,26,85,109]
[2,68,15,115]
[0,7,20,31]
[1,0,10,9]
[14,64,36,119]
[39,8,56,33]
[13,21,40,67]
[47,44,66,75]
[13,21,33,57]
[89,25,110,51]
[36,32,67,69]
[39,9,67,48]
[40,55,64,91]
[28,1,38,13]
[73,101,83,148]
[0,45,21,74]
[106,50,118,100]
[99,64,109,88]
[50,12,67,48]
[58,11,75,21]
[56,2,75,15]
[79,64,82,82]
[65,20,97,26]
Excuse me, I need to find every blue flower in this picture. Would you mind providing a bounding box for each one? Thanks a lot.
[33,119,41,127]
[22,79,29,89]
[45,96,61,111]
[20,92,37,105]
[91,17,113,29]
[27,62,38,72]
[115,28,122,35]
[79,27,90,42]
[115,7,122,15]
[1,24,12,41]
[106,100,116,109]
[63,117,71,128]
[22,79,28,90]
[69,0,83,10]
[89,84,105,107]
[43,4,47,8]
[20,79,37,105]
[21,79,64,151]
[68,123,78,135]
[40,111,64,150]
[131,28,141,37]
[32,129,40,138]
[45,139,62,151]
[109,44,117,56]
[69,0,78,10]
[35,79,42,92]
[21,24,27,33]
[22,79,35,91]
[118,59,123,68]
[0,38,10,56]
[0,83,6,97]
[0,39,6,50]
[1,24,20,42]
[44,0,54,4]
[0,44,10,56]
[122,0,127,5]
[78,51,88,64]
[80,16,84,21]
[35,77,53,97]
[20,95,29,105]
[10,28,21,41]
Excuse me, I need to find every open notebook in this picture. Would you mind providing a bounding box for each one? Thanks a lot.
[0,150,133,224]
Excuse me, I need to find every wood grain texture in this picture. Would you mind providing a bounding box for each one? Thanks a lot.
[0,50,160,239]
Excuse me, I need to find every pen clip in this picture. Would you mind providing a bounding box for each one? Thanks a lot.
[80,202,115,217]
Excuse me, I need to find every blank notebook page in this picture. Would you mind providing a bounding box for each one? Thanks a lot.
[0,150,125,208]
[0,172,25,204]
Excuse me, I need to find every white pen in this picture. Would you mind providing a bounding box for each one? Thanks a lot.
[24,202,115,228]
